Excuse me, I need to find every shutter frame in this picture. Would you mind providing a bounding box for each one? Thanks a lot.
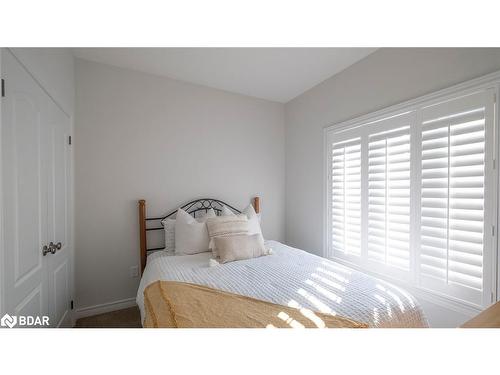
[325,85,497,309]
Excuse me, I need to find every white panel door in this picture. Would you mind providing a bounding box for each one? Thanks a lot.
[46,98,72,327]
[1,50,49,320]
[1,50,73,327]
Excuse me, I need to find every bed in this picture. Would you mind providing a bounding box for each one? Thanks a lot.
[136,197,428,328]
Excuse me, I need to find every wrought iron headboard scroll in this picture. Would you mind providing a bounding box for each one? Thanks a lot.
[138,197,260,274]
[147,198,242,222]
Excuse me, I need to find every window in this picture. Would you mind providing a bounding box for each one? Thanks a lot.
[326,89,497,308]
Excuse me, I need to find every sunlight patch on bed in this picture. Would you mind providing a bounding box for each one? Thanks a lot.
[374,294,386,304]
[377,283,415,308]
[374,293,393,318]
[298,309,326,328]
[386,290,405,312]
[373,307,379,325]
[277,311,305,328]
[296,288,334,314]
[316,267,349,284]
[376,284,406,312]
[305,279,342,304]
[287,299,328,327]
[310,273,346,292]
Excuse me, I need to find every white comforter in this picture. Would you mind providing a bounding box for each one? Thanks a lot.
[136,240,428,327]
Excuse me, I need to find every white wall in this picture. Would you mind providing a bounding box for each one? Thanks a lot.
[74,58,285,310]
[285,48,500,326]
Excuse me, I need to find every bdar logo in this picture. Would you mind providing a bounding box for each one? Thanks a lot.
[1,314,17,328]
[0,314,49,327]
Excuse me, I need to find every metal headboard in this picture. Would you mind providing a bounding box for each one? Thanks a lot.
[138,197,260,274]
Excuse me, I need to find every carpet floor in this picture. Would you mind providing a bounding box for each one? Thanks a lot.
[75,306,142,328]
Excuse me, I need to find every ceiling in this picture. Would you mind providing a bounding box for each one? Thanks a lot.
[73,48,376,103]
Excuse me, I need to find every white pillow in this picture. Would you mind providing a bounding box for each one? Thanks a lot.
[174,208,216,255]
[162,209,215,254]
[222,204,263,238]
[221,205,237,216]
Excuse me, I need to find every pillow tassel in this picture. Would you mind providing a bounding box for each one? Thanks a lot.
[209,258,220,267]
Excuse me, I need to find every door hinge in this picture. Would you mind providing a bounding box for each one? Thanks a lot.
[493,159,496,170]
[492,225,495,236]
[1,79,5,97]
[68,136,72,145]
[70,300,74,310]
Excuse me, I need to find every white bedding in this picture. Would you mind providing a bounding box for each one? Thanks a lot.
[136,240,428,327]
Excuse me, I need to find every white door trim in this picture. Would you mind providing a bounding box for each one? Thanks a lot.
[0,48,4,316]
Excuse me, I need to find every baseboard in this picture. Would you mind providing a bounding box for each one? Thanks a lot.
[74,297,137,320]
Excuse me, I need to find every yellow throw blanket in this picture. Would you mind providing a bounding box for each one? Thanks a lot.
[143,281,367,328]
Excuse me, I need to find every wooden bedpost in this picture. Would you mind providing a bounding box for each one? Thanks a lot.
[253,196,260,214]
[139,199,147,275]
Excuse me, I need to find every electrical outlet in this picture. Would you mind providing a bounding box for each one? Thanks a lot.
[129,265,139,278]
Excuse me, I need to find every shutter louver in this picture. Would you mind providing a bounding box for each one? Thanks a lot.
[420,99,486,298]
[331,138,361,257]
[368,127,411,270]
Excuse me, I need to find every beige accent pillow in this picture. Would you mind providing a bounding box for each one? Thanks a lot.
[206,215,249,257]
[214,234,270,264]
[222,204,263,239]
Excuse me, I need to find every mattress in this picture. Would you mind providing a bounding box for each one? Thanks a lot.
[136,240,428,327]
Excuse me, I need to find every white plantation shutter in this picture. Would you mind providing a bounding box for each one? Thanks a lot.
[368,126,411,271]
[330,138,362,257]
[326,87,496,308]
[418,91,494,305]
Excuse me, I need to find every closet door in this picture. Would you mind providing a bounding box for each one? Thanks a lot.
[46,99,72,327]
[1,50,50,319]
[1,50,72,327]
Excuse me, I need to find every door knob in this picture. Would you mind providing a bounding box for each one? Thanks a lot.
[49,242,62,254]
[42,245,51,256]
[42,242,62,256]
